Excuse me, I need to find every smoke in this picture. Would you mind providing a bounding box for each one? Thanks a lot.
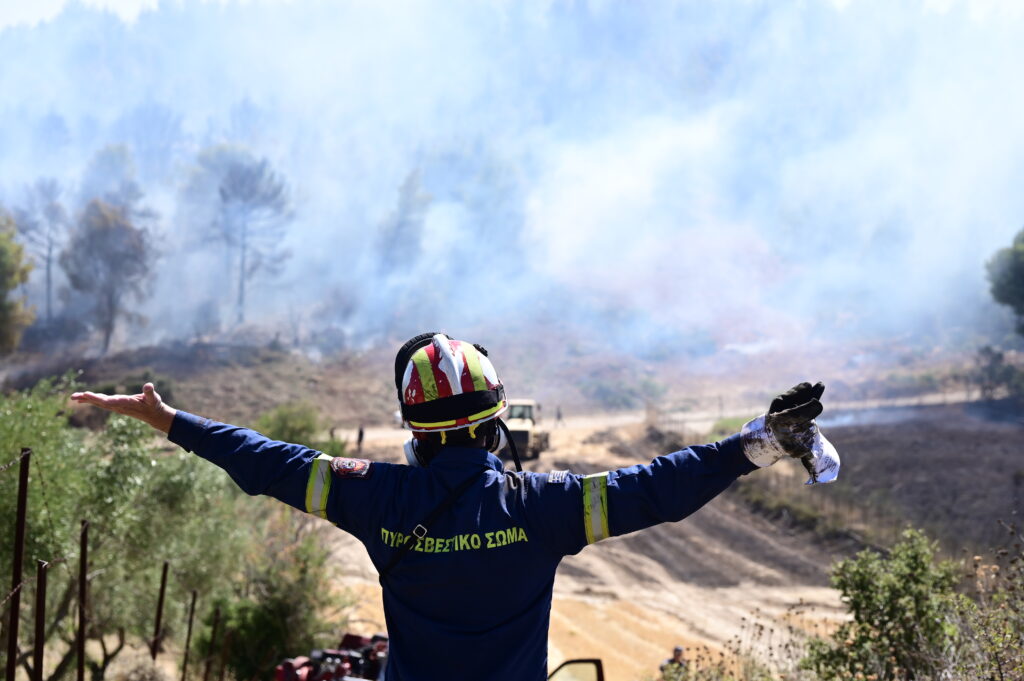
[1,0,1023,355]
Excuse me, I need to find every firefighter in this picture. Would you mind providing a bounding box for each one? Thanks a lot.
[71,332,832,681]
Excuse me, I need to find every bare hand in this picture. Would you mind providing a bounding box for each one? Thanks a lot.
[70,382,177,434]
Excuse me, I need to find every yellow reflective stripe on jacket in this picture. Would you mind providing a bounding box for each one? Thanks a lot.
[412,347,439,402]
[582,472,610,544]
[305,454,333,519]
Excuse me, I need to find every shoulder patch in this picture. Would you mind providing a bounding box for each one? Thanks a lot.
[330,457,372,479]
[548,469,569,484]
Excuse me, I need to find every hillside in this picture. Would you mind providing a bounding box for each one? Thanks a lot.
[13,342,1019,679]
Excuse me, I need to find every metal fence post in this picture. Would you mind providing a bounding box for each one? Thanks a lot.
[32,560,48,681]
[5,448,31,681]
[151,561,169,661]
[77,520,88,681]
[181,591,197,681]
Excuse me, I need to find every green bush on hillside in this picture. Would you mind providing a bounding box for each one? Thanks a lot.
[803,529,965,680]
[254,401,322,446]
[254,401,347,456]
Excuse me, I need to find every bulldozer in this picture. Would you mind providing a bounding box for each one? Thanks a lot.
[500,398,550,461]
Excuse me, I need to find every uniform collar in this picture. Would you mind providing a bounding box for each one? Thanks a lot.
[428,445,505,473]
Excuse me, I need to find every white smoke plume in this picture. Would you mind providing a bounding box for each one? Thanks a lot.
[1,0,1022,356]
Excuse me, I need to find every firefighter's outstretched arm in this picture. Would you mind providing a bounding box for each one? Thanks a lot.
[530,382,831,555]
[70,382,349,520]
[601,381,830,538]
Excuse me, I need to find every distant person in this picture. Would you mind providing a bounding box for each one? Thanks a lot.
[555,405,564,427]
[71,332,837,681]
[660,645,687,681]
[357,424,365,453]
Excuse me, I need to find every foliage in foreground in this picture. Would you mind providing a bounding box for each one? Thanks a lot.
[803,529,963,680]
[0,376,350,681]
[635,528,1023,681]
[196,513,349,681]
[803,528,1023,681]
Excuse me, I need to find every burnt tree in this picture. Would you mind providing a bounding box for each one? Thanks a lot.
[60,201,153,353]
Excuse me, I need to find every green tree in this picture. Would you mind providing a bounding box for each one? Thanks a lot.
[0,210,35,353]
[60,200,154,353]
[987,227,1024,335]
[0,377,251,681]
[803,529,965,680]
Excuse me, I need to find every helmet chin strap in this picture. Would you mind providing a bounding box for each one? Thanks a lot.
[495,418,523,473]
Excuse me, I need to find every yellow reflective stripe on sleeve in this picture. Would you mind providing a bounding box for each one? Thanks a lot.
[305,454,333,519]
[412,347,439,402]
[582,472,610,544]
[462,344,488,392]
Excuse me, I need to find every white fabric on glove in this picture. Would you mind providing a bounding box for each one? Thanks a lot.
[740,414,841,485]
[803,432,840,485]
[740,414,786,467]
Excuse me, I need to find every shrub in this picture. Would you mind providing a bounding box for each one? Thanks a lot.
[955,524,1024,680]
[254,401,321,446]
[196,517,351,681]
[802,529,965,680]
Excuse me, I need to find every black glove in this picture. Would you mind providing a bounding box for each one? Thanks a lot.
[741,381,826,470]
[767,381,824,457]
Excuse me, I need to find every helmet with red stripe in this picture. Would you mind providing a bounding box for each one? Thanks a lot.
[394,332,508,433]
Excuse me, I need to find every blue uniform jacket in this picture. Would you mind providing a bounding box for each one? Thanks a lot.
[168,412,756,681]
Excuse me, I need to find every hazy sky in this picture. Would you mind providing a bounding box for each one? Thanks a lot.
[3,0,1023,353]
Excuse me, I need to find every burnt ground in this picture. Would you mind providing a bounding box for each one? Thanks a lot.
[821,400,1024,552]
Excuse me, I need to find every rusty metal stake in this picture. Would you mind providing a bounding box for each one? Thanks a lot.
[181,591,197,681]
[77,520,88,681]
[151,561,169,661]
[5,448,31,681]
[32,560,48,681]
[202,606,220,681]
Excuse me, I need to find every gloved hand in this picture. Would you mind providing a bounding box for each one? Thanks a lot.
[767,381,825,460]
[741,382,838,484]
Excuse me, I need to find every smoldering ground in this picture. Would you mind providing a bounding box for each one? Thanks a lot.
[2,0,1024,358]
